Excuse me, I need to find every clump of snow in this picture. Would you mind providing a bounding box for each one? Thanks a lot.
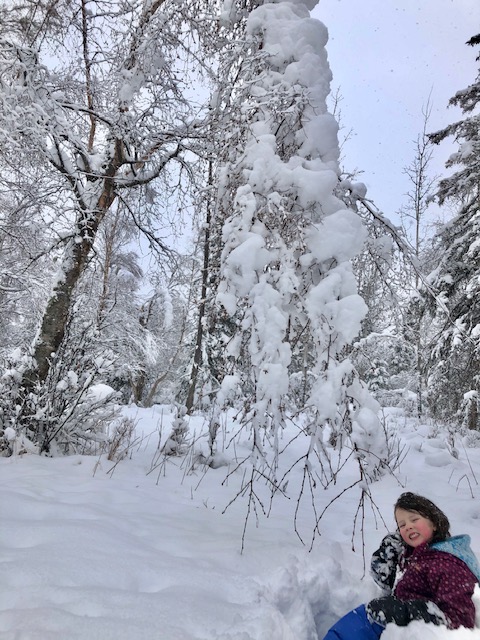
[383,617,480,640]
[86,383,116,402]
[3,427,16,442]
[306,209,367,263]
[118,66,146,106]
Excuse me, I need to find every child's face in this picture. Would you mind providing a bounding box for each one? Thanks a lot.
[395,507,436,547]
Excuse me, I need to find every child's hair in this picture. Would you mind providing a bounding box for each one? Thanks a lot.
[394,492,450,542]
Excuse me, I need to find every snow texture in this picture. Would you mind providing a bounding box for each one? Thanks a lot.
[1,405,480,640]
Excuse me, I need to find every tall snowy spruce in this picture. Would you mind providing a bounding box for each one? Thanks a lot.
[212,0,388,535]
[426,34,480,427]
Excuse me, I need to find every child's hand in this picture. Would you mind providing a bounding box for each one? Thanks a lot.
[370,532,404,591]
[383,532,404,556]
[366,595,446,627]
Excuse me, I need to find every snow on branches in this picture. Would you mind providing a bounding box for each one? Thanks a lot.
[213,0,388,542]
[425,34,480,423]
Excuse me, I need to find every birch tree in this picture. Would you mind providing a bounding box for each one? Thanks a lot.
[0,0,210,450]
[399,101,438,417]
[1,0,200,387]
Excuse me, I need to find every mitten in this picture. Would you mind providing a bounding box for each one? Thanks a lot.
[366,595,446,627]
[370,532,404,591]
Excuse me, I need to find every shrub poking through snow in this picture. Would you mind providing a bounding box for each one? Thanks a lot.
[106,416,137,462]
[161,405,190,456]
[0,338,120,456]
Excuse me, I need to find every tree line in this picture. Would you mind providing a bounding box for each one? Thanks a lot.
[0,0,478,462]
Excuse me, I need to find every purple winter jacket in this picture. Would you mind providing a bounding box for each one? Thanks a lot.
[394,541,478,629]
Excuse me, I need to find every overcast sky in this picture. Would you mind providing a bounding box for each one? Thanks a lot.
[311,0,479,226]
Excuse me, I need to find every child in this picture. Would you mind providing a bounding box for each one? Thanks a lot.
[322,492,480,639]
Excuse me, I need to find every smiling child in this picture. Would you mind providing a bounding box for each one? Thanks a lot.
[322,492,480,639]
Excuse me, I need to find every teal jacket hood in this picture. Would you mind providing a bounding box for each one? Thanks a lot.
[432,534,480,583]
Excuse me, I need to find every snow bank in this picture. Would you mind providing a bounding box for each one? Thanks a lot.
[1,406,479,639]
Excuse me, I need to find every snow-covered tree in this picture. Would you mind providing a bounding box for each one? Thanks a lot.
[337,197,421,413]
[0,0,214,451]
[0,183,54,355]
[208,0,387,518]
[138,261,197,407]
[395,101,439,417]
[426,34,480,425]
[0,0,208,389]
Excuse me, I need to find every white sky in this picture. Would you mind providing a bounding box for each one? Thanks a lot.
[312,0,479,224]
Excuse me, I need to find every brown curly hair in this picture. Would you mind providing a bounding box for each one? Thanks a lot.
[394,492,450,543]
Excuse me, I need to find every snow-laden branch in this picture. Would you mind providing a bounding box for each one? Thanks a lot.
[212,0,391,540]
[353,193,477,347]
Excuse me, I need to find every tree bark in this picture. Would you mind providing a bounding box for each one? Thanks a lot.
[185,161,213,414]
[24,180,116,388]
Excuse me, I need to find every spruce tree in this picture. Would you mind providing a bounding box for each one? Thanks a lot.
[426,34,480,424]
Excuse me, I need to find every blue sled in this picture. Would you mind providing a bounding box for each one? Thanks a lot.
[322,605,384,640]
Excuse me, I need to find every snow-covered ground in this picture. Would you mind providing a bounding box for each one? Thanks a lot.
[1,405,480,639]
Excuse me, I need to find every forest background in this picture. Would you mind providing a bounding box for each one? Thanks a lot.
[0,0,479,538]
[1,1,480,637]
